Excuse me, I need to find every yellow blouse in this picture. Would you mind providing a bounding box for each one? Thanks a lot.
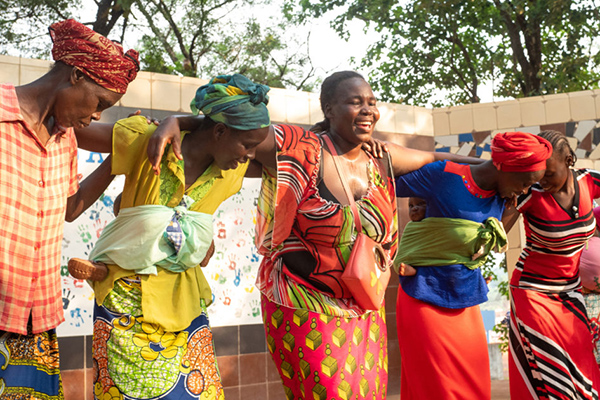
[91,116,249,331]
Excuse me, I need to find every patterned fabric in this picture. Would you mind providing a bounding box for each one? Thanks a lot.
[190,74,270,130]
[509,287,600,399]
[255,124,398,316]
[261,295,388,400]
[49,19,139,94]
[0,84,79,335]
[491,131,552,172]
[584,293,600,365]
[396,286,490,399]
[93,278,222,400]
[91,116,248,332]
[0,328,63,400]
[510,169,600,399]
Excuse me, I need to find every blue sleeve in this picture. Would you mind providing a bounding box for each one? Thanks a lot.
[395,161,444,199]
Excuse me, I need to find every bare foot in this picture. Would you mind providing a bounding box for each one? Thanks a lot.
[68,258,108,281]
[398,263,417,276]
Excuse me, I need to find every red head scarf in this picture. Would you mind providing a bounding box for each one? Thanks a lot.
[49,19,139,94]
[491,131,552,172]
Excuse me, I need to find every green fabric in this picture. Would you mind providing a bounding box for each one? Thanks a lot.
[190,74,270,130]
[89,204,213,275]
[395,217,508,273]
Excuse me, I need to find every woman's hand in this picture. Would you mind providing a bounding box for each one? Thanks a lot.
[147,116,183,175]
[362,138,389,158]
[128,110,160,125]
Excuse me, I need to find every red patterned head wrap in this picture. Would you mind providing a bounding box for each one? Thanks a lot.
[49,19,139,94]
[491,131,552,172]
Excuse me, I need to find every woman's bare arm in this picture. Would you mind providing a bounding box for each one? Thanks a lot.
[74,123,114,153]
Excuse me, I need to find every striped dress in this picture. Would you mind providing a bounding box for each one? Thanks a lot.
[510,169,600,400]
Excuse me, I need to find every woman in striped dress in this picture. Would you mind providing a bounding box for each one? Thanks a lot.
[504,130,600,399]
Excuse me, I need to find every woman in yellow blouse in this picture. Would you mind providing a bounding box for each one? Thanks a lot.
[73,74,269,400]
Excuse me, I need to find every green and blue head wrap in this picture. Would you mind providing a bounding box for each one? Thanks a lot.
[191,74,271,131]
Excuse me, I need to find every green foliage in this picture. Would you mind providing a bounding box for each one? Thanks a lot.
[0,0,317,91]
[285,0,600,106]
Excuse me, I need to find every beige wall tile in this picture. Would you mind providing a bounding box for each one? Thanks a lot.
[180,76,208,114]
[595,89,600,120]
[566,137,579,150]
[414,107,433,136]
[575,158,594,169]
[395,104,416,135]
[432,107,450,136]
[544,93,571,124]
[472,103,498,132]
[376,102,396,132]
[285,91,311,125]
[266,87,286,123]
[120,71,152,109]
[569,91,597,121]
[151,73,181,112]
[595,160,600,170]
[0,60,19,85]
[449,104,474,134]
[308,92,323,125]
[518,97,546,126]
[0,54,19,65]
[19,58,52,85]
[588,145,600,160]
[496,100,521,129]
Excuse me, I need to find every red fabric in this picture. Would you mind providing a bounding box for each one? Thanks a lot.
[491,131,551,172]
[49,19,139,94]
[0,84,79,335]
[509,287,600,399]
[262,294,388,399]
[396,286,491,400]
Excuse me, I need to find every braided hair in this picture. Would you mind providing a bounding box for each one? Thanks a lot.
[310,71,366,133]
[538,130,577,167]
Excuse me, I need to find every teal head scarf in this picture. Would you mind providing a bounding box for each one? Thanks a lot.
[191,74,271,131]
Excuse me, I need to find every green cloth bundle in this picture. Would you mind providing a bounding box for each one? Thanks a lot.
[191,73,271,130]
[394,217,508,273]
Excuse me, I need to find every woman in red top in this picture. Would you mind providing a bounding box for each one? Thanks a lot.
[504,130,600,399]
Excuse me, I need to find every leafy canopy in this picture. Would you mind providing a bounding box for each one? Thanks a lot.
[284,0,600,106]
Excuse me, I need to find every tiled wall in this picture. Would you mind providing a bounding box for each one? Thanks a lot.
[5,53,599,397]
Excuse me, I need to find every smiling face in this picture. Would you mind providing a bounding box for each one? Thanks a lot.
[539,149,572,193]
[325,77,380,145]
[53,70,122,130]
[212,125,269,170]
[496,169,545,199]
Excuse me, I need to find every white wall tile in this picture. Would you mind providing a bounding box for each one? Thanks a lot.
[286,91,311,125]
[395,104,416,135]
[432,108,450,136]
[180,76,208,114]
[516,126,541,134]
[266,87,286,123]
[569,91,597,121]
[544,93,571,124]
[151,73,181,112]
[308,92,323,125]
[496,100,521,129]
[120,71,152,109]
[449,104,474,134]
[376,102,396,132]
[573,120,596,142]
[435,135,459,147]
[518,97,546,126]
[414,106,433,136]
[456,142,474,156]
[472,103,498,132]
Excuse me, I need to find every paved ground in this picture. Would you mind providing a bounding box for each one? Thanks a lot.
[386,380,510,399]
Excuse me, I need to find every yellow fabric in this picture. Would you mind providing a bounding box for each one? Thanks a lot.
[92,116,249,331]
